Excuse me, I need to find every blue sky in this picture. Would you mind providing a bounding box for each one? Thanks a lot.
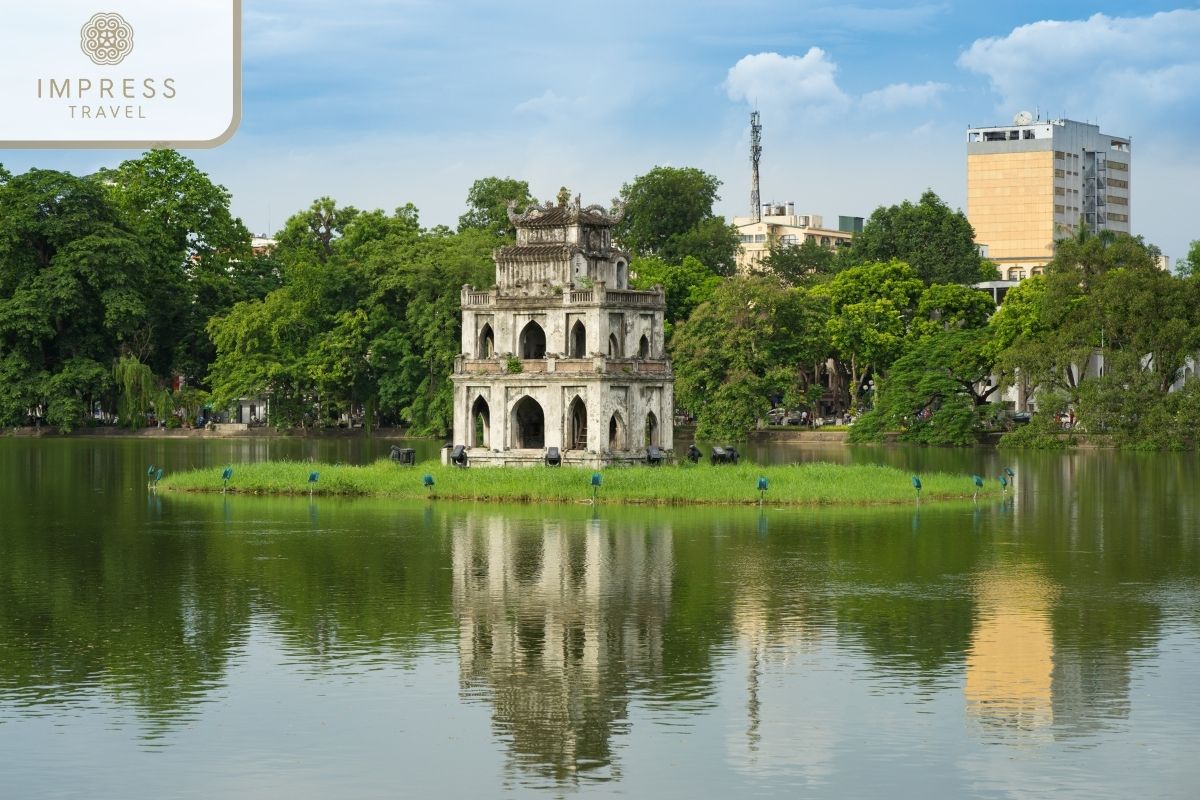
[4,0,1198,262]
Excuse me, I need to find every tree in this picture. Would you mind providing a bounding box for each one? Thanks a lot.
[0,168,156,429]
[815,260,925,392]
[615,166,739,275]
[671,277,830,438]
[761,237,838,286]
[850,329,992,446]
[276,197,359,263]
[98,150,262,382]
[629,255,721,333]
[1178,240,1200,278]
[848,190,988,285]
[910,283,995,341]
[994,232,1200,448]
[458,177,535,237]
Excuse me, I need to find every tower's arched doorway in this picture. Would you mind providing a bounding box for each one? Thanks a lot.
[638,334,650,359]
[644,411,659,447]
[470,395,490,448]
[570,320,587,358]
[519,321,546,359]
[566,396,587,450]
[608,412,626,451]
[511,396,545,449]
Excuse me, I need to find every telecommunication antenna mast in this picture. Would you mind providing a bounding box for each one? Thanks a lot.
[750,111,762,221]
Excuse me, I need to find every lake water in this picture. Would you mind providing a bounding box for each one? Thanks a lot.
[1,437,1198,798]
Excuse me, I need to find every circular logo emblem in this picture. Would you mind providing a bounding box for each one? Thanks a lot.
[80,12,134,66]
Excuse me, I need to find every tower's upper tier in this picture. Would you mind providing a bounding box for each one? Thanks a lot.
[494,195,631,292]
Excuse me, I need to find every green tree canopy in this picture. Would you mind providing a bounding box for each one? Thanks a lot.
[615,166,739,275]
[814,260,925,390]
[850,328,994,446]
[848,190,989,285]
[629,255,721,333]
[458,177,536,237]
[671,277,830,438]
[761,237,839,286]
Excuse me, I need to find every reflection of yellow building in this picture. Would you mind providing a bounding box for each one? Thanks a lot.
[965,566,1056,733]
[452,513,672,784]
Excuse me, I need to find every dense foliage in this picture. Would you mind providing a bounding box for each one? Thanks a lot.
[615,167,740,276]
[992,231,1200,449]
[3,153,1196,448]
[0,153,269,430]
[845,190,995,285]
[206,203,495,433]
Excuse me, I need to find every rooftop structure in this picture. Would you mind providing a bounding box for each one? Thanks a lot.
[732,204,859,274]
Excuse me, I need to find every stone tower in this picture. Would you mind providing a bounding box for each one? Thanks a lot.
[450,193,674,466]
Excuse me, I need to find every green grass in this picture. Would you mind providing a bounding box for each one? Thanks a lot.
[160,460,1001,507]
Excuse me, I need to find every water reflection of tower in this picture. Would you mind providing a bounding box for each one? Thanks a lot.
[452,514,673,785]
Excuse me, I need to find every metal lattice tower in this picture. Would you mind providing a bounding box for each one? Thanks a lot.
[750,111,762,221]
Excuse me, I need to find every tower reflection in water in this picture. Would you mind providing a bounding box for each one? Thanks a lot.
[451,513,673,785]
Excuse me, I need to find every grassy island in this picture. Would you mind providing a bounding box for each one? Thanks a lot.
[160,461,1000,507]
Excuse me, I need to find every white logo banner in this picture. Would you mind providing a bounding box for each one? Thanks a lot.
[1,1,240,147]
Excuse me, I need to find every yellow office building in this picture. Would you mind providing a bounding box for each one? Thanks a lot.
[967,115,1131,280]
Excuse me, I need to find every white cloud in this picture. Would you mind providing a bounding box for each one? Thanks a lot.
[513,90,580,117]
[860,81,948,112]
[957,10,1200,123]
[724,49,850,117]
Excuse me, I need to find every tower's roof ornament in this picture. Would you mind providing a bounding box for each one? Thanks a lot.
[506,197,625,228]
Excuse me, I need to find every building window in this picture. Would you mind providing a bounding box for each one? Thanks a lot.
[754,234,766,243]
[1107,195,1128,206]
[1108,178,1128,189]
[1108,212,1128,223]
[1054,205,1065,214]
[1054,169,1065,178]
[1054,187,1065,196]
[1108,161,1129,172]
[1054,151,1065,160]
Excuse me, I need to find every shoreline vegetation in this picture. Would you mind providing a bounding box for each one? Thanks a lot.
[160,461,1001,507]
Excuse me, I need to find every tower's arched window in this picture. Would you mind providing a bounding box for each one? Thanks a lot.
[567,396,587,450]
[645,412,659,447]
[608,412,626,451]
[519,321,546,359]
[608,333,622,358]
[570,320,587,358]
[477,324,494,358]
[471,395,490,448]
[638,335,650,359]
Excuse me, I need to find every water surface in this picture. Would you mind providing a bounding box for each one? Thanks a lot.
[1,438,1198,798]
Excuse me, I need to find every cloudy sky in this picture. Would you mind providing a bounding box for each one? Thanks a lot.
[5,1,1199,263]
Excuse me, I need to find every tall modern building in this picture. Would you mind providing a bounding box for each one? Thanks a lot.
[967,115,1131,280]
